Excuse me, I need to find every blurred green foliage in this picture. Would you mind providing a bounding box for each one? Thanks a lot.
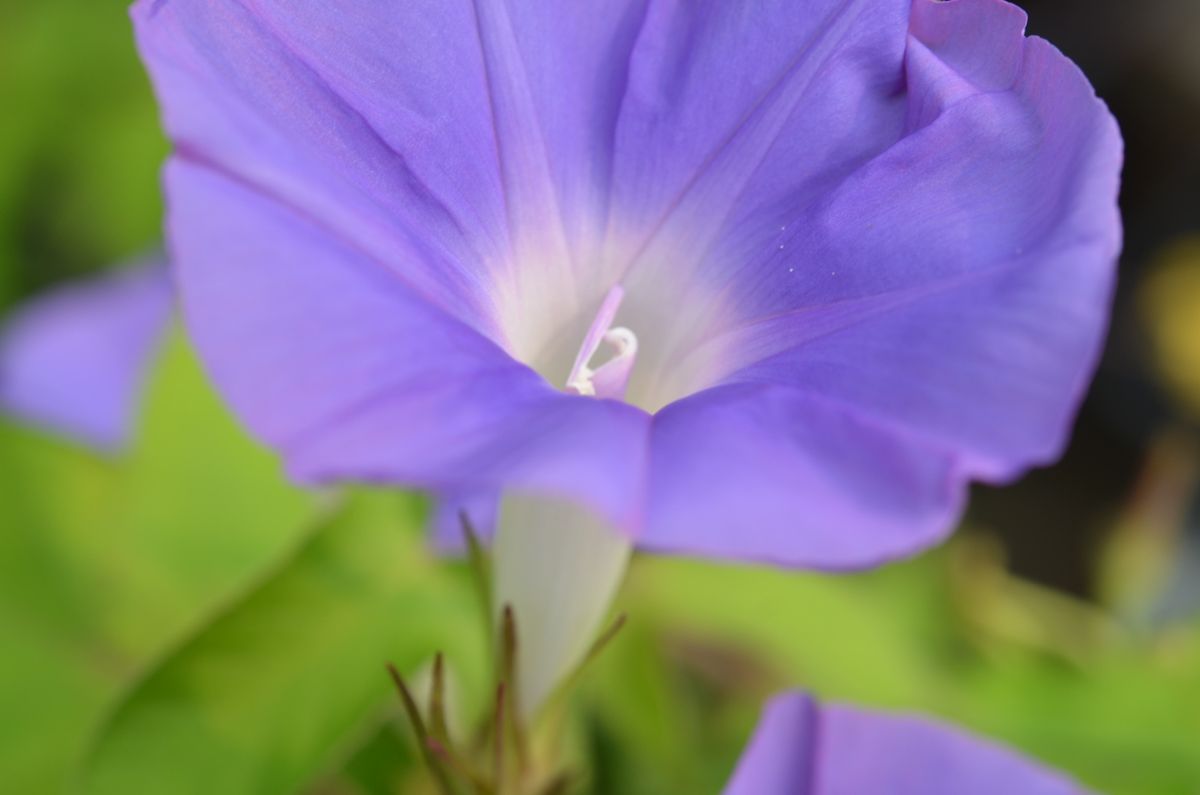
[1,329,1197,793]
[78,492,484,795]
[590,553,1200,795]
[0,0,166,311]
[0,330,312,790]
[2,2,1198,794]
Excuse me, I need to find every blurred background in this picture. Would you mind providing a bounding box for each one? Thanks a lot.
[1,1,1198,793]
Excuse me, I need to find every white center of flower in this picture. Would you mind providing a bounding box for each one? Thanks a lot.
[564,285,639,400]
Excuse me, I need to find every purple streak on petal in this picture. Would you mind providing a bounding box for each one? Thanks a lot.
[642,383,962,569]
[0,263,170,452]
[165,160,651,530]
[610,0,908,268]
[488,0,652,257]
[725,692,1093,795]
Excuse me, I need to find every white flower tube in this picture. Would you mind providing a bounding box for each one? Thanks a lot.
[492,493,632,718]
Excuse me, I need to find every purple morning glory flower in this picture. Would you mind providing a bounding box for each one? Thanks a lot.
[725,692,1093,794]
[0,262,171,452]
[132,0,1121,569]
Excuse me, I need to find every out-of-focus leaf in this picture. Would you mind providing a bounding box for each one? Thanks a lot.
[957,644,1200,795]
[0,604,112,791]
[318,723,417,795]
[582,615,744,795]
[77,492,483,795]
[0,421,121,642]
[97,325,314,656]
[937,534,1200,795]
[0,330,317,791]
[0,1,166,311]
[2,325,315,659]
[0,426,125,790]
[623,553,945,706]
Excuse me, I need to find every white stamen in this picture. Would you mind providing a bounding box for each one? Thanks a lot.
[565,286,639,400]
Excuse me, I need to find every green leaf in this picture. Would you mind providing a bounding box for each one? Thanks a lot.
[582,616,726,795]
[0,330,317,791]
[0,0,166,312]
[97,326,314,657]
[0,604,113,792]
[956,648,1200,795]
[0,423,136,793]
[320,723,418,795]
[625,553,944,707]
[0,421,122,644]
[77,492,483,795]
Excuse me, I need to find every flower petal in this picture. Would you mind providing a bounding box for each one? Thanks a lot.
[722,692,819,794]
[718,0,1122,480]
[610,0,908,260]
[607,0,912,365]
[634,0,1120,565]
[165,160,650,527]
[136,0,1122,571]
[133,0,510,335]
[725,692,1092,795]
[0,262,170,452]
[642,384,960,569]
[133,0,665,526]
[133,0,653,355]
